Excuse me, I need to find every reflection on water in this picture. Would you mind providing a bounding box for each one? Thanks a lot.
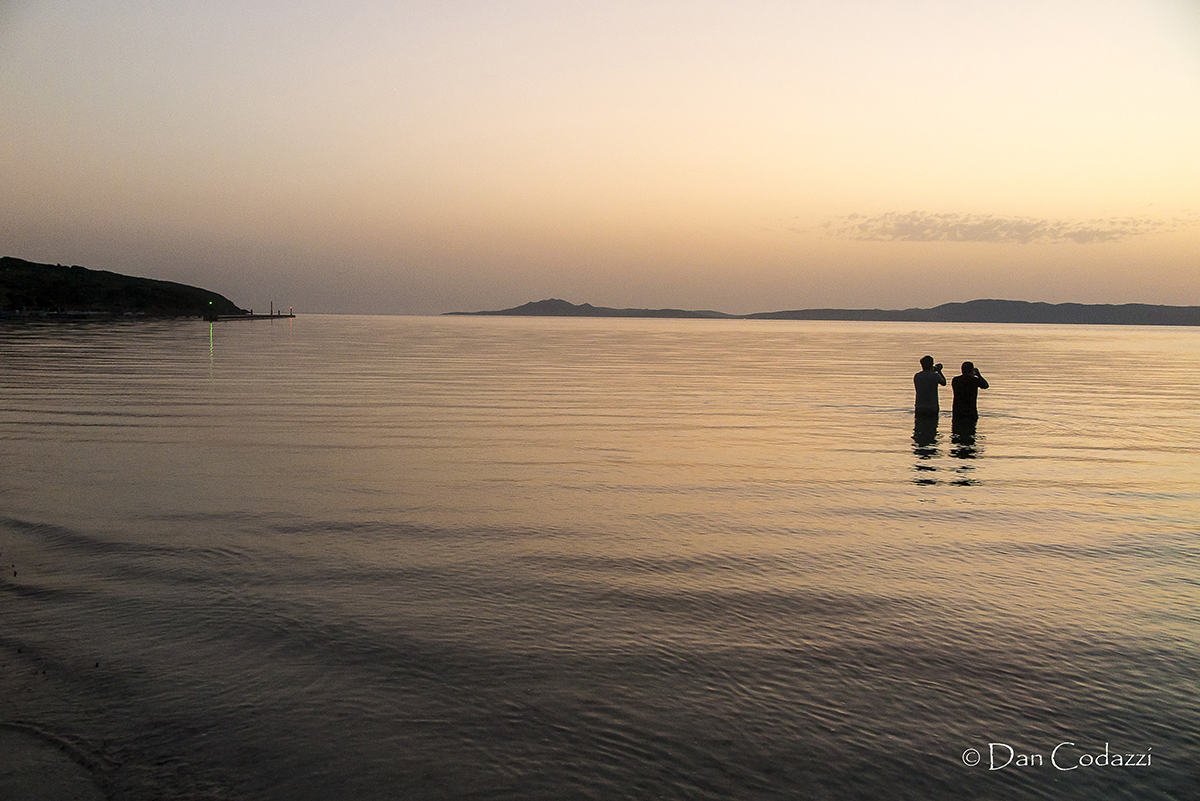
[911,414,940,485]
[949,415,982,485]
[912,414,985,486]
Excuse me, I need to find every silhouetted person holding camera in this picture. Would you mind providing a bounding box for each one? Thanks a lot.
[951,362,989,419]
[914,355,945,417]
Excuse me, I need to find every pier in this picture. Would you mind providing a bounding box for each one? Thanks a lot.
[206,311,296,321]
[206,302,294,322]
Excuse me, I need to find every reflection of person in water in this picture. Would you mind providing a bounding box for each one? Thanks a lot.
[913,356,945,417]
[951,362,989,419]
[951,415,978,458]
[911,413,939,484]
[949,411,983,485]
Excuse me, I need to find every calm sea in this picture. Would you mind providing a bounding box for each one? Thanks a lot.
[1,314,1197,799]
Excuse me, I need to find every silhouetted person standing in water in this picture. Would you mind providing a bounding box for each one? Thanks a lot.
[914,355,945,417]
[951,362,989,419]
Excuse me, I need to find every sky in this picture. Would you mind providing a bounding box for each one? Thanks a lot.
[1,0,1198,315]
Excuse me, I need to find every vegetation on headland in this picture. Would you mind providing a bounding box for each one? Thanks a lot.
[0,257,246,318]
[450,298,1200,326]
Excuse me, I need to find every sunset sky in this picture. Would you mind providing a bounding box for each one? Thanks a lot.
[2,0,1197,315]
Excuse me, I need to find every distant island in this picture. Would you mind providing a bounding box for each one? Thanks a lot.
[449,298,1200,326]
[1,256,246,318]
[450,299,734,319]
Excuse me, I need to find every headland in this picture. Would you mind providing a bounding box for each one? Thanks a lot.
[0,257,257,320]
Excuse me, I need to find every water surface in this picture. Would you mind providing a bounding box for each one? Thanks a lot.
[1,315,1197,799]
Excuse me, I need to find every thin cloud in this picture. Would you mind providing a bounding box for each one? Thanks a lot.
[826,212,1188,244]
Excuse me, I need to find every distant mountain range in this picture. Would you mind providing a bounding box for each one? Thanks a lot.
[0,257,246,317]
[450,298,1200,326]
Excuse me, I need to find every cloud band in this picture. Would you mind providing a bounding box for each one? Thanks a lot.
[827,211,1192,244]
